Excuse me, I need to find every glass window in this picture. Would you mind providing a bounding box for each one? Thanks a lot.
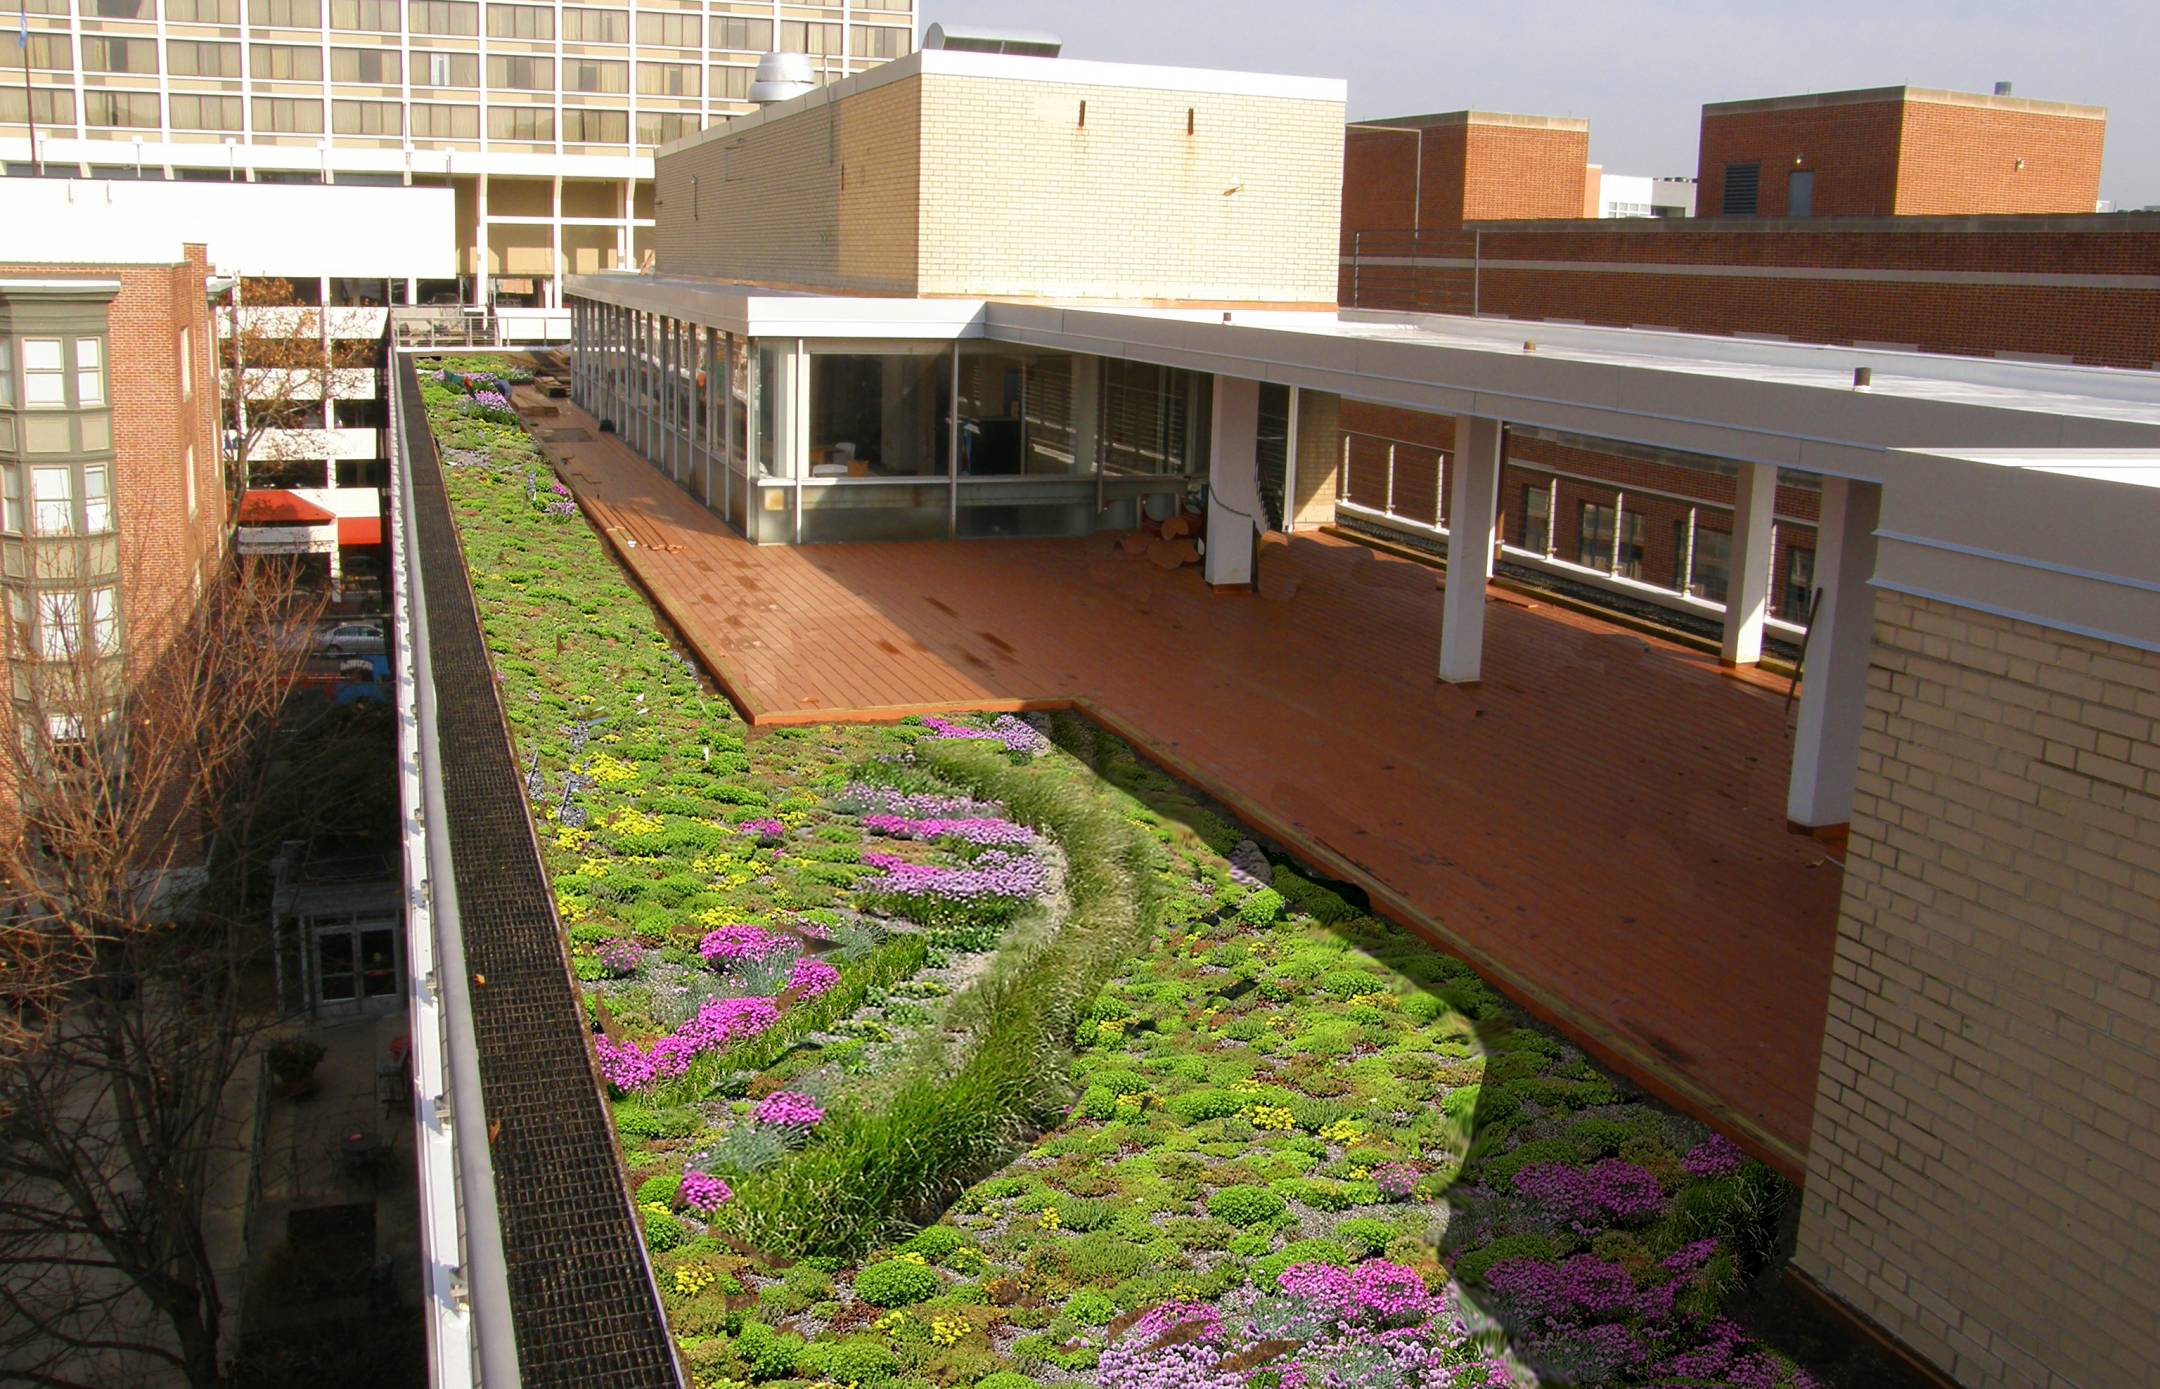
[1578,501,1615,572]
[81,36,159,74]
[85,466,111,533]
[330,0,398,29]
[415,51,478,87]
[83,91,160,129]
[487,54,553,90]
[636,61,696,96]
[634,11,697,46]
[168,0,240,19]
[409,0,477,35]
[1784,546,1816,620]
[709,64,753,102]
[1521,484,1550,553]
[38,590,79,661]
[808,352,951,480]
[1615,509,1644,579]
[168,41,241,79]
[410,102,479,138]
[90,587,117,656]
[486,2,552,37]
[248,0,321,27]
[1100,360,1206,477]
[6,590,25,655]
[331,47,400,82]
[32,468,72,535]
[488,105,554,141]
[561,6,627,42]
[171,94,244,130]
[1689,524,1730,604]
[22,339,64,408]
[254,96,325,133]
[185,446,197,517]
[561,108,626,143]
[1,468,20,533]
[0,340,11,408]
[956,349,1078,477]
[332,99,400,135]
[849,24,906,59]
[253,43,324,79]
[780,20,839,55]
[564,58,627,93]
[636,111,696,146]
[0,34,69,71]
[711,16,769,50]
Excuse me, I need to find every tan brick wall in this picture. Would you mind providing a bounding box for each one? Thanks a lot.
[1798,590,2160,1389]
[1289,388,1338,527]
[914,73,1342,304]
[654,75,923,293]
[656,67,1343,304]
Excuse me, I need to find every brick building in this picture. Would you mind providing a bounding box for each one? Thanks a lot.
[1335,84,2151,640]
[1698,86,2106,218]
[0,250,225,795]
[1343,111,1593,235]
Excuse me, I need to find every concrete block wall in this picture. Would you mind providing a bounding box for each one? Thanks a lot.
[655,75,923,293]
[1798,589,2160,1389]
[1289,389,1338,527]
[914,74,1342,304]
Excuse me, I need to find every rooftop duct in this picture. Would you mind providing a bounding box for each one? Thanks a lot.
[922,23,1062,58]
[749,51,815,104]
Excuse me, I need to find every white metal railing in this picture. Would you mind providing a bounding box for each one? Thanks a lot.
[389,350,516,1389]
[1335,431,1809,640]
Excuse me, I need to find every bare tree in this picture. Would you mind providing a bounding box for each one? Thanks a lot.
[219,278,378,504]
[0,555,327,1388]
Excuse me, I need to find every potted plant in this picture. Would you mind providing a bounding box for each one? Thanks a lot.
[267,1038,327,1100]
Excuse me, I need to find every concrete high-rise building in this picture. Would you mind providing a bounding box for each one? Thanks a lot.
[1,0,918,313]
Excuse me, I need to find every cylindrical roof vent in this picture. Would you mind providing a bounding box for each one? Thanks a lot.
[750,51,815,105]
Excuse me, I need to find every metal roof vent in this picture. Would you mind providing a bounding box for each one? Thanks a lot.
[749,51,815,105]
[1994,80,2014,96]
[923,23,1062,57]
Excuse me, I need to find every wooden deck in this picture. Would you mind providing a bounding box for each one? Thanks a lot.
[521,396,1843,1178]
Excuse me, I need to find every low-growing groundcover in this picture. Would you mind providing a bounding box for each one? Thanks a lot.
[423,362,1820,1389]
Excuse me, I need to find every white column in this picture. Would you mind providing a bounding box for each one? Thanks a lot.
[1722,460,1779,667]
[1787,478,1880,829]
[1204,375,1261,587]
[1282,386,1301,533]
[1439,414,1502,685]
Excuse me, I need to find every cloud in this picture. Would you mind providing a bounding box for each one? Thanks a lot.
[923,0,2157,205]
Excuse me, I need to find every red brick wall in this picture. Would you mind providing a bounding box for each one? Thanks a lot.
[3,250,226,670]
[1893,102,2105,215]
[1341,217,2160,369]
[1696,97,2104,218]
[1460,124,1594,224]
[1698,101,1905,216]
[1343,126,1422,250]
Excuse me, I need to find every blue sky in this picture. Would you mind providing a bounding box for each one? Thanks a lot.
[923,0,2155,208]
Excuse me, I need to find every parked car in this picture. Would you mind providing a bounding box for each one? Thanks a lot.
[315,622,386,658]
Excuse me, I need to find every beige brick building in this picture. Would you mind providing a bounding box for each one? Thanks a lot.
[655,49,1345,304]
[1800,590,2160,1389]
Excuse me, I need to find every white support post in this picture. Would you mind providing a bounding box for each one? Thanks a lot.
[1439,414,1502,685]
[1204,375,1261,588]
[1282,386,1301,533]
[1722,460,1778,667]
[1787,477,1880,829]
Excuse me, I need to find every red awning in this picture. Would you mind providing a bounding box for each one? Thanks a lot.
[338,516,383,547]
[238,489,336,526]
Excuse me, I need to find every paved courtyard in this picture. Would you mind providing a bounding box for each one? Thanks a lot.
[520,394,1843,1177]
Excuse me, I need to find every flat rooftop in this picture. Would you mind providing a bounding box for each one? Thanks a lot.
[1701,84,2106,121]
